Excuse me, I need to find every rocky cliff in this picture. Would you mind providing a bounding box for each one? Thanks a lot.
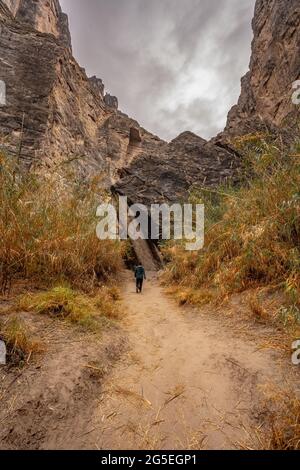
[0,0,299,204]
[3,0,71,48]
[115,0,300,203]
[222,0,300,139]
[114,132,239,206]
[0,0,163,179]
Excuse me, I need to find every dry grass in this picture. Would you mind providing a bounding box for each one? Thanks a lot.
[248,292,270,323]
[251,385,300,450]
[0,316,43,366]
[0,151,124,294]
[164,384,185,406]
[166,285,215,307]
[17,285,122,331]
[114,386,152,408]
[163,134,300,329]
[94,286,123,320]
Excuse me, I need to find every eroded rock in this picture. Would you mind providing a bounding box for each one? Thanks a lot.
[221,0,300,140]
[0,0,299,205]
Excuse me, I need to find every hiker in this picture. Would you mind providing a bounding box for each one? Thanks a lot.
[135,264,146,293]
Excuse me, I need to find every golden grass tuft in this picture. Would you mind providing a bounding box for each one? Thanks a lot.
[0,316,43,366]
[94,286,123,320]
[248,292,270,323]
[166,286,214,307]
[255,386,300,450]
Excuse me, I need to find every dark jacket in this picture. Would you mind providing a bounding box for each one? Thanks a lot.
[135,266,146,280]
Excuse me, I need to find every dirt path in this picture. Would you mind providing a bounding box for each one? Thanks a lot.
[0,311,127,450]
[82,271,294,450]
[0,271,296,450]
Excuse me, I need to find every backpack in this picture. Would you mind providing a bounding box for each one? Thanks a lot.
[135,266,144,279]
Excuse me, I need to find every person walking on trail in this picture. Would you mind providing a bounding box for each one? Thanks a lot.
[135,264,146,293]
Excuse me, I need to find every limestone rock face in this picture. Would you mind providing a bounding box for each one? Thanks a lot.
[222,0,300,138]
[104,93,118,110]
[0,1,64,165]
[89,76,105,99]
[0,0,299,207]
[115,0,300,203]
[2,0,20,16]
[3,0,72,49]
[114,132,240,206]
[0,0,164,180]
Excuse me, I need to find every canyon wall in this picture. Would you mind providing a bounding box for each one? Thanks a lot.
[0,0,299,203]
[0,0,162,179]
[3,0,71,48]
[223,0,300,138]
[115,0,300,203]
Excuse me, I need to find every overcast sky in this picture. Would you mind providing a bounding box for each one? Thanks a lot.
[60,0,256,142]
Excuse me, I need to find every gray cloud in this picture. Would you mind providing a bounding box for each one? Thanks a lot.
[60,0,256,141]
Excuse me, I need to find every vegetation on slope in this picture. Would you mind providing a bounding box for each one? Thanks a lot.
[18,284,122,330]
[163,134,300,450]
[258,386,300,450]
[0,152,124,294]
[0,152,125,363]
[163,134,300,328]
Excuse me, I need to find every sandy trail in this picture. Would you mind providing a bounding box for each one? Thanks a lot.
[84,271,292,450]
[0,271,295,450]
